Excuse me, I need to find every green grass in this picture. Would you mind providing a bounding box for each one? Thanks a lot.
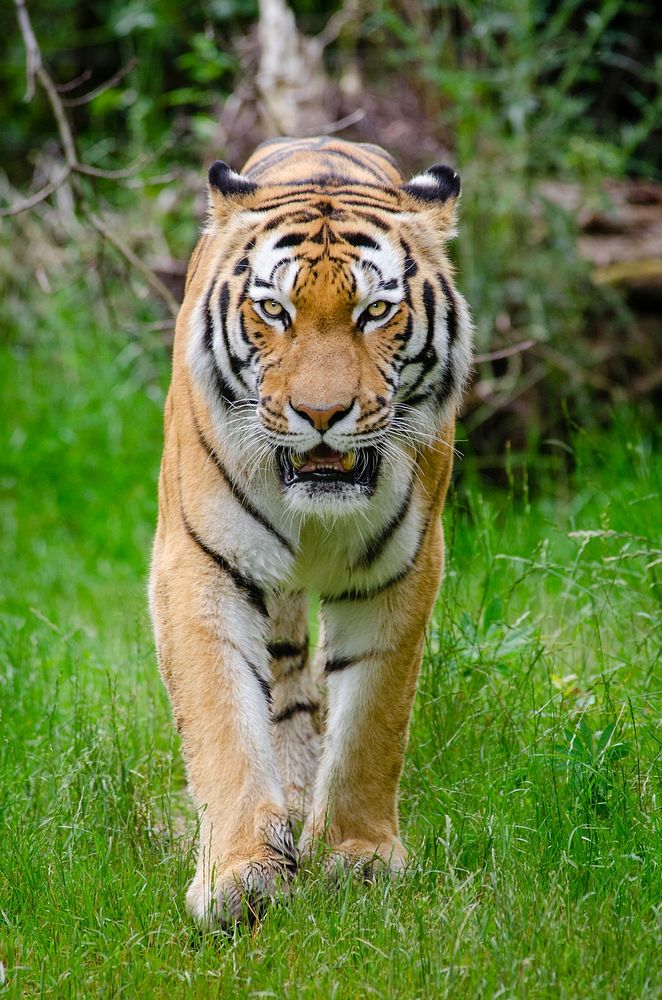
[1,272,660,998]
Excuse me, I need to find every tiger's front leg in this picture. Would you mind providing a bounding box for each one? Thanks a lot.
[150,529,295,927]
[302,523,444,876]
[267,592,324,822]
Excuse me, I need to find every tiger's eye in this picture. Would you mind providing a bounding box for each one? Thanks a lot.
[261,299,285,319]
[367,300,390,319]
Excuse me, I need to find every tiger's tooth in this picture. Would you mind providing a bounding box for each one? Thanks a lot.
[291,454,305,470]
[341,451,356,471]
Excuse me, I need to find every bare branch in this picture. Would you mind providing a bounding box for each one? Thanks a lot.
[87,212,180,319]
[6,0,179,320]
[15,0,78,167]
[56,68,92,94]
[316,0,360,49]
[75,158,151,181]
[15,0,39,100]
[0,168,71,218]
[62,58,138,108]
[474,339,536,364]
[299,108,365,136]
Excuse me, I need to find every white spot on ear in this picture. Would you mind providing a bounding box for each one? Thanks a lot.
[402,165,461,204]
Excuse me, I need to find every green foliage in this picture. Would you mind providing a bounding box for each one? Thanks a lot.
[553,718,631,809]
[371,0,662,179]
[364,0,659,358]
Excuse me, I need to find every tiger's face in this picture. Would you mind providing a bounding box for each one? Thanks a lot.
[244,227,411,504]
[188,156,472,516]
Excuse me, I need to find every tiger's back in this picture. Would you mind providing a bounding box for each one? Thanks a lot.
[150,136,472,925]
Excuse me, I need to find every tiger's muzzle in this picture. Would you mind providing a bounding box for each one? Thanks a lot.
[276,444,380,495]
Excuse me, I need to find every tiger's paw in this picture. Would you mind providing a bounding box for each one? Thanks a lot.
[187,814,298,928]
[186,855,295,928]
[324,838,407,884]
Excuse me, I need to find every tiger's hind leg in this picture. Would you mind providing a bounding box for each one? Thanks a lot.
[268,592,323,823]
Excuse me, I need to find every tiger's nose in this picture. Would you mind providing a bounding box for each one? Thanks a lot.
[289,399,354,432]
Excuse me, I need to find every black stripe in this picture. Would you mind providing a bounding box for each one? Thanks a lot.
[272,701,318,723]
[254,194,399,216]
[434,354,456,408]
[325,654,363,673]
[422,279,435,338]
[352,211,392,231]
[263,821,297,876]
[245,146,308,178]
[219,281,247,387]
[437,271,458,345]
[273,232,308,249]
[335,198,400,213]
[400,239,418,279]
[253,188,342,212]
[181,507,268,617]
[202,283,239,407]
[321,182,394,195]
[402,280,438,401]
[233,240,254,275]
[324,463,449,605]
[316,226,342,246]
[267,640,308,659]
[270,257,291,281]
[321,492,443,603]
[343,232,380,249]
[321,565,411,605]
[357,259,383,280]
[262,213,295,230]
[247,659,272,705]
[191,409,295,555]
[237,313,257,358]
[259,193,395,212]
[317,147,395,183]
[393,313,413,348]
[430,273,458,406]
[259,196,329,219]
[355,476,415,569]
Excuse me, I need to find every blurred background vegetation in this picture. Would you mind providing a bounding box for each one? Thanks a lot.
[1,0,661,473]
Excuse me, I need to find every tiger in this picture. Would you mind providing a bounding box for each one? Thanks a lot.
[149,135,472,926]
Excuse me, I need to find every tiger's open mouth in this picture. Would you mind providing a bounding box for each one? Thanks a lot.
[277,444,380,493]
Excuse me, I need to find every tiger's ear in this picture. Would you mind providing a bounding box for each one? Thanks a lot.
[400,164,461,233]
[208,160,258,216]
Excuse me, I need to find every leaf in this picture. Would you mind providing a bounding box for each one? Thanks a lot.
[578,718,594,758]
[482,595,503,630]
[604,742,631,763]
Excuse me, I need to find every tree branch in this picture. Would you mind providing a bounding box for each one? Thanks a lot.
[87,212,180,319]
[55,68,92,94]
[5,0,179,318]
[0,167,71,218]
[15,0,78,167]
[62,58,138,108]
[474,339,536,364]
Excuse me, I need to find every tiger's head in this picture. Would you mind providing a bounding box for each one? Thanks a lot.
[186,142,472,517]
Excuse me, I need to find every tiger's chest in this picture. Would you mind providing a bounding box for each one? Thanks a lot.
[283,486,424,598]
